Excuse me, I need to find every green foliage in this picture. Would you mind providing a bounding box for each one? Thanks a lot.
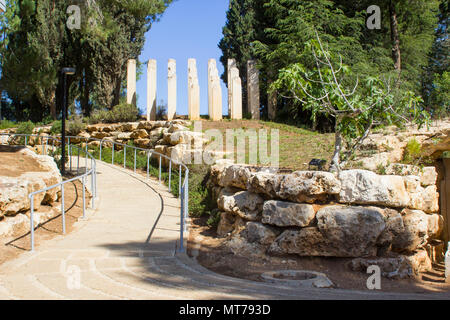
[219,0,445,125]
[0,120,16,129]
[50,121,62,135]
[16,121,35,135]
[89,103,140,124]
[403,138,422,165]
[273,37,430,169]
[207,209,221,228]
[0,0,172,122]
[431,71,450,117]
[50,118,86,136]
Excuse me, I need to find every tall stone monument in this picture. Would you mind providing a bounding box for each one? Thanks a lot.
[167,59,177,121]
[188,58,200,120]
[247,60,260,120]
[227,58,236,116]
[208,59,222,121]
[229,65,242,120]
[127,59,137,106]
[207,59,217,117]
[147,59,157,121]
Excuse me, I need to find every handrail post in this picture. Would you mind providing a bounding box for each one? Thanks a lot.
[179,164,182,198]
[30,196,35,252]
[61,184,66,234]
[179,186,184,252]
[134,148,137,173]
[147,152,150,179]
[68,137,71,172]
[159,155,162,184]
[124,146,126,169]
[112,144,115,164]
[82,175,86,219]
[168,160,172,192]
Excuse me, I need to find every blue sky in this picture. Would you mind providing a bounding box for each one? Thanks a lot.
[137,0,229,117]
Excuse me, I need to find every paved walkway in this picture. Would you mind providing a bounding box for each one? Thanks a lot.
[0,161,448,300]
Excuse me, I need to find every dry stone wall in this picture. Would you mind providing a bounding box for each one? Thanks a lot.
[209,160,443,278]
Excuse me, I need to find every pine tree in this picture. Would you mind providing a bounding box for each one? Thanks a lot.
[218,0,257,115]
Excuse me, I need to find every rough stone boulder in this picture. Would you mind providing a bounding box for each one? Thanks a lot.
[338,170,409,208]
[120,123,138,132]
[403,176,439,213]
[215,165,252,190]
[217,188,264,221]
[392,209,430,252]
[117,132,132,140]
[0,176,45,215]
[384,164,437,187]
[91,131,110,139]
[338,170,439,212]
[169,131,206,146]
[277,171,341,203]
[248,170,341,203]
[350,250,432,279]
[261,200,315,227]
[137,121,154,131]
[217,211,244,237]
[168,124,188,133]
[241,222,281,245]
[130,129,149,139]
[269,205,386,257]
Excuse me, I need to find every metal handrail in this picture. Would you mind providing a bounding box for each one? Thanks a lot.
[1,131,190,253]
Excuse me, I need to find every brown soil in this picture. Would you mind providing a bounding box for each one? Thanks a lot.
[0,177,91,266]
[188,217,450,295]
[0,145,47,177]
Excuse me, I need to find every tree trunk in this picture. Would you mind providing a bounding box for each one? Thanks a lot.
[389,0,401,72]
[329,116,342,173]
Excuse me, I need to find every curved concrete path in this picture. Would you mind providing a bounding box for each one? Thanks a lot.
[0,161,448,300]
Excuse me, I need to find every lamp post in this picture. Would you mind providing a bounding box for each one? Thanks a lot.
[60,67,75,176]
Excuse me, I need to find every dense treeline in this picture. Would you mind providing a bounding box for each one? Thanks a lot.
[220,0,449,130]
[0,0,171,122]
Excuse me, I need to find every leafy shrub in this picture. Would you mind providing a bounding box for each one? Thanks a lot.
[16,121,35,134]
[156,102,167,120]
[67,117,85,136]
[207,209,221,227]
[50,120,62,135]
[88,103,140,124]
[0,120,16,129]
[403,138,422,164]
[108,103,140,123]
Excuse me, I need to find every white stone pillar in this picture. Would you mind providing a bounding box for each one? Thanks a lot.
[229,66,242,120]
[207,59,217,118]
[227,58,236,116]
[211,77,223,121]
[127,59,136,106]
[167,59,177,121]
[247,60,260,120]
[147,59,157,121]
[188,58,200,120]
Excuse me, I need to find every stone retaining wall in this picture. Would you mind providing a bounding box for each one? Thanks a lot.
[209,160,444,278]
